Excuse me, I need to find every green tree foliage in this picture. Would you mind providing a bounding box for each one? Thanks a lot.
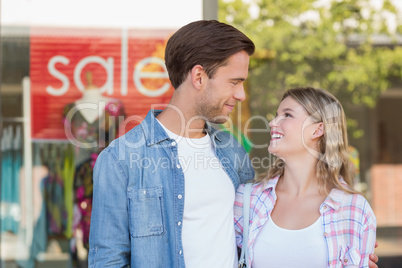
[219,0,402,131]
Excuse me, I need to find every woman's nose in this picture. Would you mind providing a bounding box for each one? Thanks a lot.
[269,116,279,127]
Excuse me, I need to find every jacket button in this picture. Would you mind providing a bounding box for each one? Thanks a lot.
[171,141,176,146]
[178,221,181,226]
[179,250,182,255]
[176,164,181,169]
[178,194,183,199]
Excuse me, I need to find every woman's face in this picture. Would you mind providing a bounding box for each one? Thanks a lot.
[268,96,320,160]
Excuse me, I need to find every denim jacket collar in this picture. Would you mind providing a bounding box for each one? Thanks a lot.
[141,109,224,146]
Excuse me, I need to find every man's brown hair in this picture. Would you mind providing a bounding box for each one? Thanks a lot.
[165,20,255,89]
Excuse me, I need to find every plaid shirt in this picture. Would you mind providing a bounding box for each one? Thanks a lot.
[234,176,377,267]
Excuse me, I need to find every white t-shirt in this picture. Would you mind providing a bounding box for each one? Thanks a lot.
[158,120,237,268]
[252,216,327,268]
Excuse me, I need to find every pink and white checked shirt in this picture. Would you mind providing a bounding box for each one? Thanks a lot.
[234,176,377,267]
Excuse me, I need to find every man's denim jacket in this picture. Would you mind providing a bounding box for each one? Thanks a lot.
[88,109,255,267]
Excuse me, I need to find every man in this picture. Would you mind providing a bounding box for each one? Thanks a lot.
[89,20,255,267]
[89,20,379,267]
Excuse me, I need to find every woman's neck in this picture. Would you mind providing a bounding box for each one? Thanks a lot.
[280,155,321,196]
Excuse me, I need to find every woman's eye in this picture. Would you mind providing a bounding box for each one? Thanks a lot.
[285,113,292,118]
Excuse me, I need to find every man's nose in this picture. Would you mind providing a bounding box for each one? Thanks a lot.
[234,85,246,102]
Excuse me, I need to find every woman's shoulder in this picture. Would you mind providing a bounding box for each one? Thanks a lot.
[341,191,370,206]
[339,191,376,223]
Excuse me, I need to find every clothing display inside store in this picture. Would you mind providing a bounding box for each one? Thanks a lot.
[61,73,125,264]
[1,73,125,267]
[18,157,51,268]
[1,125,22,234]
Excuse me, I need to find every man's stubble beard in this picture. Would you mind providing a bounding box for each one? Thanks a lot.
[196,97,229,124]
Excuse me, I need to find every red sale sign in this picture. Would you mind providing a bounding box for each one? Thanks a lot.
[30,27,175,140]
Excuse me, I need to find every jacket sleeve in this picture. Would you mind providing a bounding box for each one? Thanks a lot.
[88,149,130,267]
[234,184,246,248]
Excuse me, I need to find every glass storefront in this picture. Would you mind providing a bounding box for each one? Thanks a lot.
[1,1,204,267]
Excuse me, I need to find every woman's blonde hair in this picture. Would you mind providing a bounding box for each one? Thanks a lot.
[257,87,357,194]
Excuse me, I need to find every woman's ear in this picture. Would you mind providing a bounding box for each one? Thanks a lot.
[312,122,324,138]
[190,65,205,90]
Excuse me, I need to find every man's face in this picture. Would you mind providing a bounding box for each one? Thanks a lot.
[197,50,250,124]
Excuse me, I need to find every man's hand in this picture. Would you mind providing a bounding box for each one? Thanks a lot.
[369,241,379,268]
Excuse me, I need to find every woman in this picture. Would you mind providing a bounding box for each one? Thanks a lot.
[234,87,377,267]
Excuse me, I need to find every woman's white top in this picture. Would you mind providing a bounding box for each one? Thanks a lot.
[252,216,327,268]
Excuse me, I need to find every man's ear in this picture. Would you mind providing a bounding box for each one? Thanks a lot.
[312,122,324,139]
[190,65,205,90]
